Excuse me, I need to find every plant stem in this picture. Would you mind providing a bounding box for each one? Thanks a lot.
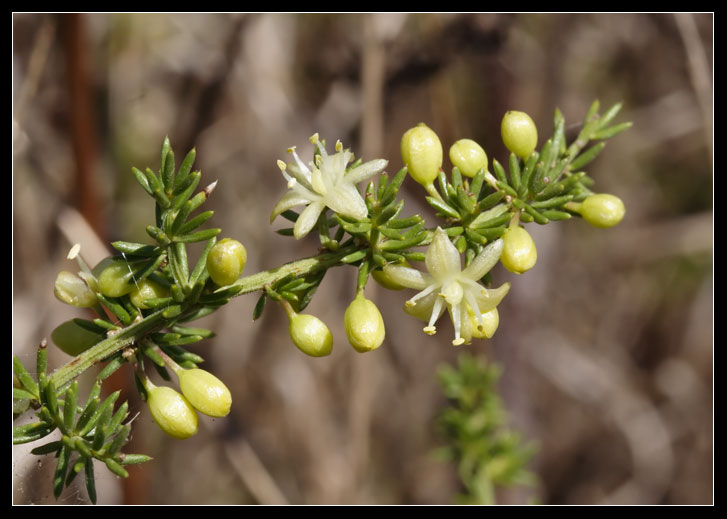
[48,245,358,390]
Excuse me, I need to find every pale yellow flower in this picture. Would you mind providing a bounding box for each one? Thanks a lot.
[383,228,509,345]
[271,135,388,239]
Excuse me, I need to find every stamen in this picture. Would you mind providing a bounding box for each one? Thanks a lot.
[277,159,298,188]
[464,293,484,328]
[309,133,319,145]
[428,297,444,329]
[288,146,313,181]
[335,140,343,152]
[451,303,462,345]
[408,283,439,305]
[67,243,81,260]
[423,325,436,335]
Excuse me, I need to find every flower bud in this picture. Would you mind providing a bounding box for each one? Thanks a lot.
[470,308,500,340]
[288,313,333,357]
[207,238,247,287]
[177,368,232,418]
[146,385,198,439]
[54,271,98,308]
[449,139,488,178]
[501,111,538,159]
[97,261,135,298]
[501,226,537,275]
[51,320,104,356]
[344,292,385,353]
[371,263,408,291]
[129,278,170,309]
[579,194,625,228]
[401,123,443,187]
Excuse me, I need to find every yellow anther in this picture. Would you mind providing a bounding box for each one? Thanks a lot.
[309,133,320,144]
[67,243,81,260]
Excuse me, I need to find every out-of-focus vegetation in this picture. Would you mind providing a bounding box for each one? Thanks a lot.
[13,13,712,505]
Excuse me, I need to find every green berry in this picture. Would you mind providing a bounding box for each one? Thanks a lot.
[146,385,198,440]
[579,194,625,228]
[449,139,488,178]
[344,292,385,353]
[97,261,135,298]
[501,111,538,159]
[288,313,333,357]
[177,368,232,418]
[206,238,247,287]
[129,279,170,309]
[54,271,98,308]
[51,320,104,356]
[401,123,443,187]
[501,226,537,275]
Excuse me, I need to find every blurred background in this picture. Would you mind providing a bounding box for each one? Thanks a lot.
[13,13,712,505]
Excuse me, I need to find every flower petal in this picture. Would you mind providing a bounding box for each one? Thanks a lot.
[293,201,326,239]
[344,158,388,185]
[472,282,511,313]
[462,238,504,281]
[326,182,368,220]
[286,163,314,191]
[404,289,445,323]
[425,227,461,280]
[270,191,315,223]
[382,265,432,290]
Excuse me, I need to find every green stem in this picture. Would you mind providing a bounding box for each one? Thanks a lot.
[47,245,358,390]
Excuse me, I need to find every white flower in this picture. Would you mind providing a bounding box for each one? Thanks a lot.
[383,228,510,346]
[271,134,388,239]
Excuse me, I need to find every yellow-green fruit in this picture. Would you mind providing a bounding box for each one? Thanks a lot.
[147,386,198,439]
[130,279,170,309]
[51,320,104,356]
[501,226,537,275]
[501,111,538,159]
[177,368,232,418]
[206,238,247,286]
[470,308,500,340]
[401,123,443,186]
[289,313,333,357]
[580,194,626,228]
[449,139,488,178]
[97,261,134,298]
[54,271,98,308]
[344,293,385,353]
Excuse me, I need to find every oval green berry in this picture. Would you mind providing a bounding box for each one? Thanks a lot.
[288,313,333,357]
[51,320,104,356]
[501,111,538,159]
[146,386,198,440]
[97,261,135,298]
[579,194,625,228]
[501,226,537,275]
[129,279,170,309]
[344,292,385,353]
[401,123,443,187]
[206,238,247,286]
[449,139,488,178]
[177,368,232,418]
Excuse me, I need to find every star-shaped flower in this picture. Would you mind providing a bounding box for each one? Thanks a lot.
[383,228,510,345]
[271,135,388,239]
